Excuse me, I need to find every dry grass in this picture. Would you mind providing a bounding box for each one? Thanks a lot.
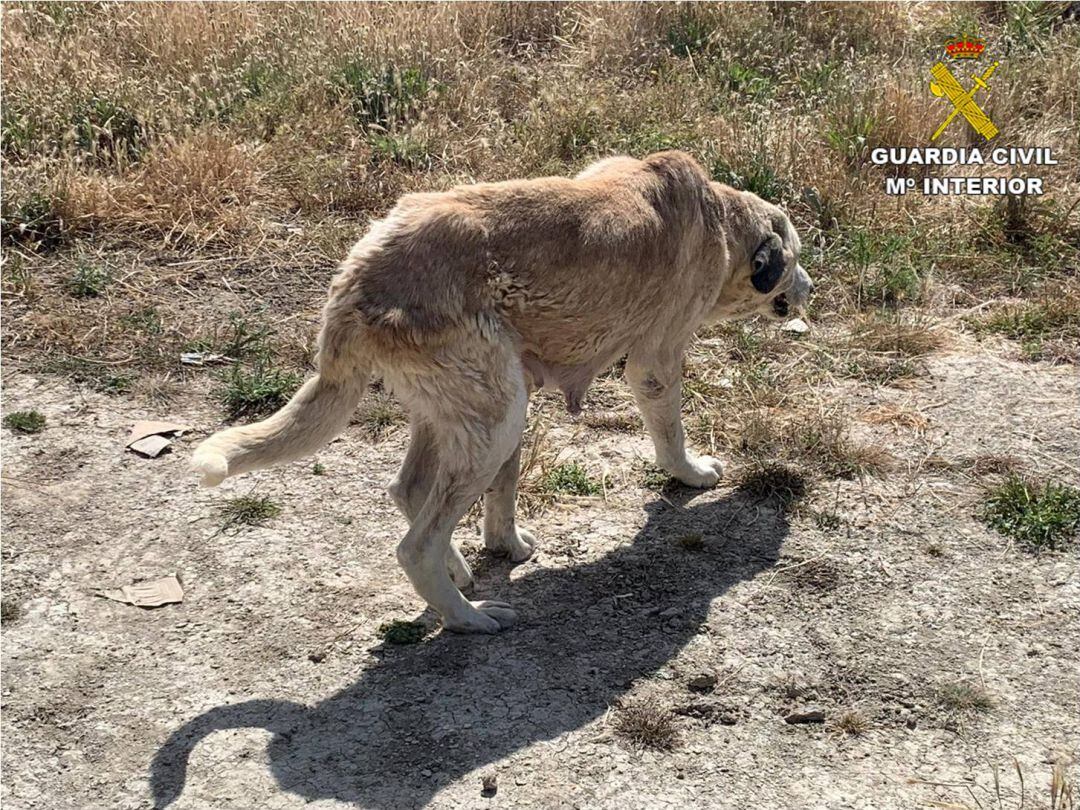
[612,699,680,751]
[1,2,1078,430]
[832,710,870,736]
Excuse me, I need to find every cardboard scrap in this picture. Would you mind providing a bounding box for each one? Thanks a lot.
[126,420,191,458]
[97,574,184,608]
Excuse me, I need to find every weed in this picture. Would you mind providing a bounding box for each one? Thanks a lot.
[220,362,301,419]
[312,461,327,476]
[982,475,1080,551]
[639,463,672,491]
[840,228,925,309]
[1003,1,1065,52]
[975,293,1080,350]
[377,619,427,645]
[3,410,46,434]
[66,262,110,298]
[335,60,431,131]
[724,62,773,99]
[353,391,405,440]
[613,699,680,751]
[937,681,994,712]
[369,134,433,170]
[666,12,712,57]
[826,107,875,164]
[833,710,869,735]
[69,95,145,164]
[219,495,281,527]
[542,463,601,496]
[1,191,64,250]
[712,151,789,202]
[734,463,808,510]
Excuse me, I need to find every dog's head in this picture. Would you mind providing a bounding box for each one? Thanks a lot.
[708,188,814,322]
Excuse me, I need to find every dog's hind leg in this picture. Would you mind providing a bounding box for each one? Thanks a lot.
[626,349,725,488]
[483,441,536,562]
[388,417,473,590]
[395,344,528,634]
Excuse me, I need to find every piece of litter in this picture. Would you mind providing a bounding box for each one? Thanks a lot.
[126,420,191,458]
[129,434,173,458]
[781,318,809,334]
[180,351,228,367]
[96,574,184,608]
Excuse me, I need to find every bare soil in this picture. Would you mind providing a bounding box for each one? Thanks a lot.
[2,344,1078,810]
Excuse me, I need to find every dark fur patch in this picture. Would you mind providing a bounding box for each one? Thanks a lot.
[751,239,785,293]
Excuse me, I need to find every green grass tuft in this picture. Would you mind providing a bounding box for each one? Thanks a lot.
[219,495,281,527]
[982,475,1080,551]
[938,681,994,712]
[3,410,46,434]
[377,619,427,645]
[66,262,111,298]
[542,462,601,496]
[220,362,301,419]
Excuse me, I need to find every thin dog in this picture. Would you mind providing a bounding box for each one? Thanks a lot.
[192,151,814,633]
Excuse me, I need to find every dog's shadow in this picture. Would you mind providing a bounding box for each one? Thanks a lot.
[151,488,790,808]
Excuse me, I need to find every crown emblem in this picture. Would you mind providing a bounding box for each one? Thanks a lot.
[945,35,986,59]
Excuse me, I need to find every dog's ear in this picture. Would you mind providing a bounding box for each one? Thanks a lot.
[751,234,785,293]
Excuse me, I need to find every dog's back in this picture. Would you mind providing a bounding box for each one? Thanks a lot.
[330,151,718,361]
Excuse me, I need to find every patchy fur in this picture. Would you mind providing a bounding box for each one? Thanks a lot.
[192,151,813,633]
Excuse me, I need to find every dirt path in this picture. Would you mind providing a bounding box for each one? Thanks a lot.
[2,348,1077,810]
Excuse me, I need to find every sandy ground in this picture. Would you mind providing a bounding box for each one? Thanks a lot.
[2,345,1078,810]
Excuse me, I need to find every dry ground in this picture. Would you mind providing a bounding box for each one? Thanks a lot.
[2,342,1078,809]
[2,3,1079,809]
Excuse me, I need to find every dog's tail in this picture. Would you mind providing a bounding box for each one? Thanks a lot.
[191,360,370,487]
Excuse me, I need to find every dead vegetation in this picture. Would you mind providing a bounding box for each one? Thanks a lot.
[613,699,680,751]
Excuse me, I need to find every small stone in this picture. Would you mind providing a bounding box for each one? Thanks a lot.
[688,673,718,694]
[781,318,810,334]
[784,706,827,724]
[481,773,497,798]
[308,651,326,663]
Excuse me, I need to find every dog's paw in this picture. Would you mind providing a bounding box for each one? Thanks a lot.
[484,527,537,563]
[672,455,725,488]
[443,601,518,634]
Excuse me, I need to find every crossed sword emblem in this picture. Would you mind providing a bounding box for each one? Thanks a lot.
[929,60,1000,141]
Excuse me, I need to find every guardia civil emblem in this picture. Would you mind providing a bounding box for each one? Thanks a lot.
[929,34,1000,142]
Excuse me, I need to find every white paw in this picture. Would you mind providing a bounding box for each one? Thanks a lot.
[442,600,518,634]
[484,527,537,563]
[671,455,725,488]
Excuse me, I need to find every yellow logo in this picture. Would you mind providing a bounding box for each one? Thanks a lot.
[929,34,999,142]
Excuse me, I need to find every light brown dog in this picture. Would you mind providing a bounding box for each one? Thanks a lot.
[192,151,813,633]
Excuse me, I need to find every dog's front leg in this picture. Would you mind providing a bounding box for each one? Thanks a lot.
[626,353,724,488]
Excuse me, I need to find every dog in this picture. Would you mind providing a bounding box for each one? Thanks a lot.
[191,150,813,634]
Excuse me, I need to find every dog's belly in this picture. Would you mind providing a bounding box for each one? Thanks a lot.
[521,351,616,415]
